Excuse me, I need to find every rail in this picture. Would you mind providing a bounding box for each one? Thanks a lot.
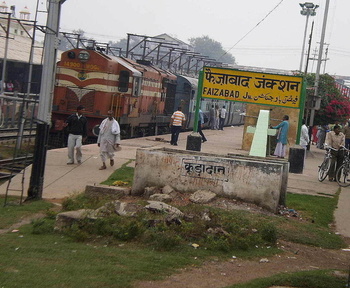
[0,155,33,181]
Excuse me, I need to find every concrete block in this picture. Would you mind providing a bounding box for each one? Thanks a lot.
[85,184,130,199]
[132,148,288,213]
[55,209,95,231]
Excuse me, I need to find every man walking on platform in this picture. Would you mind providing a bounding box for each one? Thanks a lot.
[170,106,186,146]
[97,110,121,170]
[64,105,88,165]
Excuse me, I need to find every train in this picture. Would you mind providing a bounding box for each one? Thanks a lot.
[50,48,245,144]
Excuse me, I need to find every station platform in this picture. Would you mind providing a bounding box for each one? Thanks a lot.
[1,125,350,238]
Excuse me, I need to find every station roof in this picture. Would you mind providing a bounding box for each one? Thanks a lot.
[0,34,43,65]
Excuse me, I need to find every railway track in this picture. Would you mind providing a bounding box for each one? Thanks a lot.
[0,155,33,181]
[0,128,36,144]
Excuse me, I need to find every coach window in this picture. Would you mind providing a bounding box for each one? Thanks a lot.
[133,77,142,96]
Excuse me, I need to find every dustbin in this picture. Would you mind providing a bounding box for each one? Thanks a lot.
[288,146,305,173]
[186,133,202,151]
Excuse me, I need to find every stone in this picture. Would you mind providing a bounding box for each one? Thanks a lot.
[162,185,175,195]
[55,209,95,231]
[85,184,130,199]
[190,190,216,204]
[145,201,184,218]
[149,193,172,203]
[94,200,142,217]
[143,186,161,199]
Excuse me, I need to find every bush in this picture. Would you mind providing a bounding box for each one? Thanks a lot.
[260,222,278,245]
[32,218,55,234]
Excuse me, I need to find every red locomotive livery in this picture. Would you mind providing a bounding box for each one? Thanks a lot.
[51,48,176,140]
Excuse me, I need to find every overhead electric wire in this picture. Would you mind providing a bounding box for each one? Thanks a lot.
[219,0,285,60]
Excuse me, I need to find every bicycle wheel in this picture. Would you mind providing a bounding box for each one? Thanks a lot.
[318,157,330,182]
[336,163,350,187]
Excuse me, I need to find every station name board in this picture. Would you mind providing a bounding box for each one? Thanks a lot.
[201,67,303,108]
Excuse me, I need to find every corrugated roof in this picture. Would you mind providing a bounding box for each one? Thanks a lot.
[0,34,43,64]
[108,55,142,77]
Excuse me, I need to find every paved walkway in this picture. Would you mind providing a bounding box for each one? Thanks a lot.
[1,126,349,237]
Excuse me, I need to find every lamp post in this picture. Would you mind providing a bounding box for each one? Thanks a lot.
[299,2,318,72]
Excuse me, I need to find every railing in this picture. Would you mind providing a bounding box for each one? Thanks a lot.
[0,93,39,129]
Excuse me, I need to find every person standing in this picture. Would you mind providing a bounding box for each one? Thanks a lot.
[325,125,345,182]
[219,105,227,130]
[209,105,215,130]
[215,105,220,130]
[271,115,290,158]
[317,124,328,149]
[343,120,350,149]
[64,105,88,164]
[6,80,14,92]
[97,110,121,170]
[299,119,309,150]
[170,106,186,146]
[198,109,207,143]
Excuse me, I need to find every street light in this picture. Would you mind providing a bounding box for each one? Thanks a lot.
[299,2,319,72]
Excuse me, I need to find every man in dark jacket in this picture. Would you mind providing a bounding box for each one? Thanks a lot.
[64,105,88,164]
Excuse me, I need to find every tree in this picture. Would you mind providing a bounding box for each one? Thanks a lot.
[109,38,127,51]
[305,73,350,125]
[58,29,86,51]
[189,36,235,64]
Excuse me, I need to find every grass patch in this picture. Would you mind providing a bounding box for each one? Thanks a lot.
[61,193,109,211]
[0,197,53,229]
[0,224,199,288]
[226,269,347,288]
[0,163,346,287]
[273,192,345,249]
[286,192,339,227]
[101,160,134,186]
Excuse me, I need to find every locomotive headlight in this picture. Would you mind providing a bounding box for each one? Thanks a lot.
[78,51,90,62]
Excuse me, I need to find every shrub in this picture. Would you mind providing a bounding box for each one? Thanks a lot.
[260,222,278,245]
[32,218,55,234]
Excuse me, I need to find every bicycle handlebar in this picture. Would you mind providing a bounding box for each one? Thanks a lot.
[324,144,348,152]
[340,145,350,152]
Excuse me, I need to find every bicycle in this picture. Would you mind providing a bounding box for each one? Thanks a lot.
[318,145,337,182]
[336,146,350,187]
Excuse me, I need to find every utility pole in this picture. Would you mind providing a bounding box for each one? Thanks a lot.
[27,0,66,200]
[323,44,330,74]
[309,0,330,128]
[0,12,11,94]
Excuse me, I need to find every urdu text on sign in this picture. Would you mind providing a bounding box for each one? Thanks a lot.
[201,67,303,108]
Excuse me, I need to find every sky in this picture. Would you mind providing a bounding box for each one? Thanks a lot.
[8,0,350,76]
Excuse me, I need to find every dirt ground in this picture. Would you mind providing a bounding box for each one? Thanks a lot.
[134,239,350,288]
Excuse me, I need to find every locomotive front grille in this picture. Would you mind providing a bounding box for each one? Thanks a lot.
[66,87,95,112]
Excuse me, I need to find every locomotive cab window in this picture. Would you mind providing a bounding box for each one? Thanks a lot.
[119,70,130,93]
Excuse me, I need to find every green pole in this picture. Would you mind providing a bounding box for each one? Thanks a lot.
[193,70,204,133]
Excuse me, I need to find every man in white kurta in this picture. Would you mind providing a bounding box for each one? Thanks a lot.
[97,111,121,170]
